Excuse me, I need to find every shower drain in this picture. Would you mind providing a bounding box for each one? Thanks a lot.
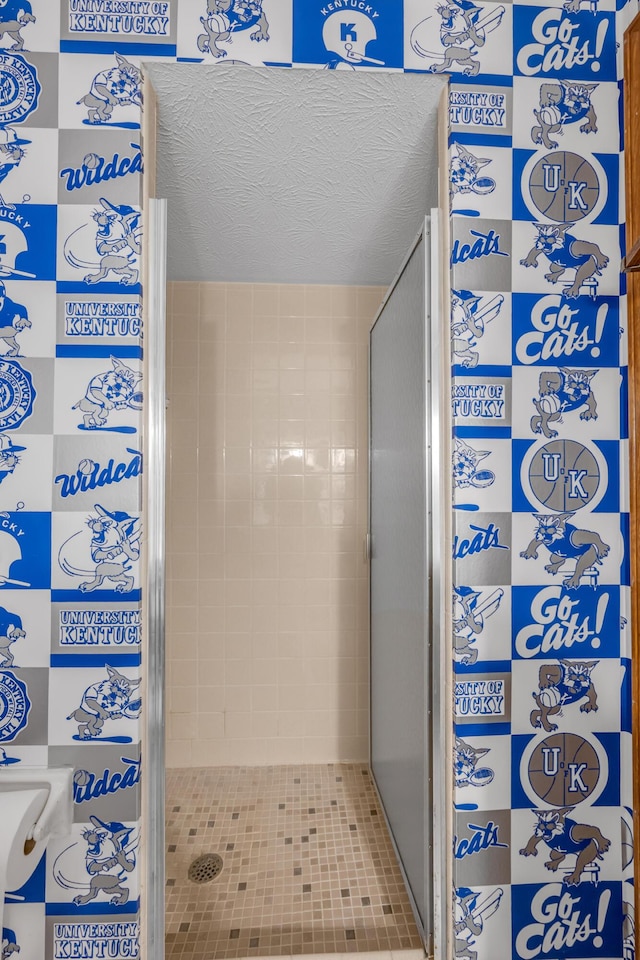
[188,853,223,884]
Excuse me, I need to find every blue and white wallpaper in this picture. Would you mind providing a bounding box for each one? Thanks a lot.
[448,0,635,949]
[0,1,634,958]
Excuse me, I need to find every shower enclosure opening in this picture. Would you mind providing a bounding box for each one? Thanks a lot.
[142,63,450,960]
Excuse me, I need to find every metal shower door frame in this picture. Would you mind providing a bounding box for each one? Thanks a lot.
[142,196,167,960]
[368,211,451,960]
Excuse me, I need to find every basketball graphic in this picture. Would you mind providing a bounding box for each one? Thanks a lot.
[528,151,600,223]
[528,733,600,806]
[527,439,601,512]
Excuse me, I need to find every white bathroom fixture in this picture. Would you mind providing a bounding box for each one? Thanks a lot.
[0,767,74,939]
[0,766,74,840]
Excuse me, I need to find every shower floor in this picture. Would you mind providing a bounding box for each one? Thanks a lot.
[165,763,424,959]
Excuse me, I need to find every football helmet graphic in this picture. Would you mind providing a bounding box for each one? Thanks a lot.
[322,11,383,67]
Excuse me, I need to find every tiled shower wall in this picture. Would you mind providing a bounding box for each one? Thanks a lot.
[165,281,384,766]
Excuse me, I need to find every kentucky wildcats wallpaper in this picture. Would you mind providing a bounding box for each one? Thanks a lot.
[449,0,634,944]
[0,0,633,958]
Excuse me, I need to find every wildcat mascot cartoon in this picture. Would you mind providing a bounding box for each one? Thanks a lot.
[454,886,503,960]
[520,513,610,590]
[77,53,142,125]
[454,736,494,788]
[58,504,142,595]
[453,586,503,664]
[67,664,142,740]
[73,357,143,431]
[529,660,598,732]
[530,368,597,438]
[451,291,503,368]
[53,816,138,906]
[531,81,598,150]
[64,199,142,287]
[197,0,269,58]
[520,224,609,299]
[520,808,610,885]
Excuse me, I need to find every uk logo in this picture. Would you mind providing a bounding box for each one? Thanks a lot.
[527,151,600,223]
[527,439,601,512]
[527,733,601,806]
[0,356,34,429]
[0,51,39,125]
[0,668,29,740]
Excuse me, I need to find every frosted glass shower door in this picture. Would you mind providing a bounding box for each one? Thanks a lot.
[369,218,439,950]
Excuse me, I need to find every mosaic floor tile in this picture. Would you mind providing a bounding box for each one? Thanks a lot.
[165,764,424,958]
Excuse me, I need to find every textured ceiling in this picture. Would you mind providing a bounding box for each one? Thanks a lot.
[145,64,447,285]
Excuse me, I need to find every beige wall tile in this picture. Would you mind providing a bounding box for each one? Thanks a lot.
[196,712,225,740]
[166,281,374,768]
[165,739,192,768]
[253,284,279,318]
[171,281,201,316]
[278,284,305,317]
